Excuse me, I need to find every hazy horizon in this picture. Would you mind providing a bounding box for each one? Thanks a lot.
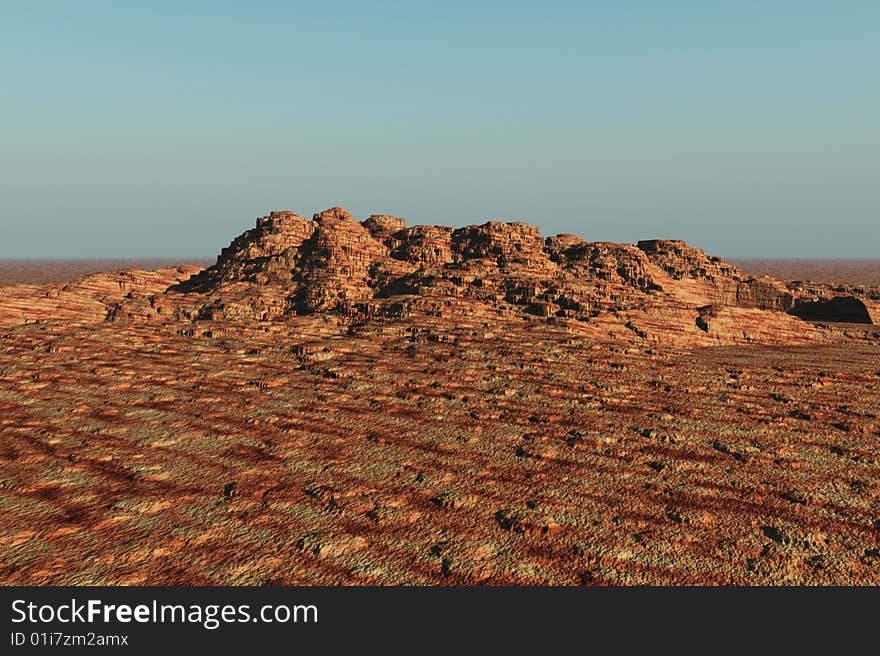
[2,3,878,259]
[1,251,880,262]
[1,250,879,262]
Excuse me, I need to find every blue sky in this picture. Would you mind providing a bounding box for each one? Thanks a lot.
[1,1,877,258]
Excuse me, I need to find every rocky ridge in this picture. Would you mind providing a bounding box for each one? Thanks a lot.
[119,208,875,345]
[2,208,876,344]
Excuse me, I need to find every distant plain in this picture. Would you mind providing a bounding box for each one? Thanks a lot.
[0,259,213,286]
[731,259,880,287]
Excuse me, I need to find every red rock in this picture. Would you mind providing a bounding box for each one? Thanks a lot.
[452,221,547,267]
[362,214,406,241]
[3,207,875,345]
[390,225,454,266]
[289,208,389,313]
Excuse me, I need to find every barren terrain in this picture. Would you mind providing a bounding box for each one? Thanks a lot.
[0,259,212,286]
[1,209,878,585]
[733,259,880,287]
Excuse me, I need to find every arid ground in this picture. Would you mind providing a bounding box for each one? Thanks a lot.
[732,259,880,287]
[0,259,213,286]
[1,210,878,585]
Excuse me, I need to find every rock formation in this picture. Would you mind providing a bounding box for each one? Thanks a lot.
[2,208,875,343]
[117,207,869,344]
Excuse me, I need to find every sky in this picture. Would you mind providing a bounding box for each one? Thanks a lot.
[1,1,878,258]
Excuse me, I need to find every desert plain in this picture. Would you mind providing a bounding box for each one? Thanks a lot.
[1,208,878,585]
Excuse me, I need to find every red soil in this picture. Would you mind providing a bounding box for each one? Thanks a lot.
[1,210,878,585]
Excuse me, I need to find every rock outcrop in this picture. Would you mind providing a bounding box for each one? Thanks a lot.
[636,239,794,311]
[787,281,880,324]
[288,208,390,313]
[145,208,812,337]
[176,210,314,293]
[3,207,874,344]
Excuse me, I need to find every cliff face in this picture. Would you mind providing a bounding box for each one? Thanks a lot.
[2,207,874,344]
[635,239,794,311]
[176,211,315,292]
